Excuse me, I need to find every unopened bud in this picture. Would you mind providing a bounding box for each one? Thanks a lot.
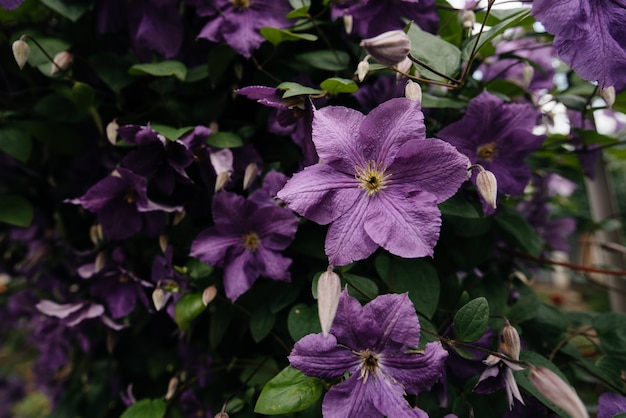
[357,59,369,82]
[95,251,107,273]
[214,413,229,418]
[159,235,168,253]
[89,224,104,246]
[405,80,422,102]
[106,119,119,145]
[461,10,476,30]
[360,30,411,67]
[317,266,341,337]
[50,51,73,76]
[343,15,353,35]
[234,62,243,80]
[500,323,521,361]
[12,37,30,70]
[173,209,186,226]
[601,86,616,108]
[396,56,412,76]
[165,376,178,400]
[522,64,534,88]
[209,121,219,133]
[476,169,497,209]
[529,367,589,418]
[215,172,230,192]
[243,162,258,190]
[202,285,218,306]
[152,288,165,311]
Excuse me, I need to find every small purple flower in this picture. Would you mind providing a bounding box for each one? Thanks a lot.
[277,98,469,266]
[474,354,525,409]
[289,291,448,418]
[598,392,626,418]
[0,0,23,10]
[189,0,292,58]
[438,91,545,197]
[531,0,626,90]
[332,0,438,39]
[189,191,298,301]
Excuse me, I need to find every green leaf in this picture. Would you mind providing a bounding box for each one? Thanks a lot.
[421,93,468,109]
[185,258,214,280]
[0,195,34,227]
[250,306,276,343]
[0,126,32,163]
[375,254,440,319]
[206,132,244,148]
[286,5,310,18]
[320,77,358,95]
[462,8,532,61]
[593,313,626,364]
[174,293,206,331]
[287,304,321,341]
[89,53,136,93]
[453,297,489,342]
[26,37,70,68]
[277,82,324,99]
[439,195,481,218]
[293,50,351,71]
[260,27,317,46]
[71,82,96,111]
[255,366,323,415]
[129,61,187,81]
[40,0,92,21]
[150,124,194,141]
[343,274,379,302]
[120,399,166,418]
[407,24,461,82]
[494,205,543,257]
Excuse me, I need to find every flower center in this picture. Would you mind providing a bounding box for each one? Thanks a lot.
[124,188,137,204]
[477,142,498,162]
[242,232,260,251]
[355,160,391,196]
[230,0,250,9]
[357,349,379,383]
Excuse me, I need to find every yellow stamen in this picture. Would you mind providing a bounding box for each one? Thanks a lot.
[477,142,498,162]
[231,0,250,8]
[242,232,260,251]
[357,349,379,383]
[355,160,391,196]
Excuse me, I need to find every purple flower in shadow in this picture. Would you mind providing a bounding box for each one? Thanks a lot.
[277,98,469,266]
[598,392,626,418]
[289,291,448,418]
[0,0,22,10]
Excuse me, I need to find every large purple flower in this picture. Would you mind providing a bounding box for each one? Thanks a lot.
[531,0,626,90]
[277,98,469,266]
[189,191,298,301]
[598,392,626,418]
[438,91,545,197]
[189,0,292,58]
[289,291,448,417]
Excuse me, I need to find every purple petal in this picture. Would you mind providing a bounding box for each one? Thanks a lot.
[222,250,260,301]
[330,290,378,349]
[76,176,126,212]
[66,303,105,327]
[598,392,626,418]
[289,333,360,379]
[381,341,448,394]
[256,245,292,282]
[190,227,241,267]
[363,293,421,350]
[0,0,24,10]
[36,300,84,318]
[253,206,298,251]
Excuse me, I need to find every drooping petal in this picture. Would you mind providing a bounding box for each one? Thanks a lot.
[222,250,260,301]
[380,341,448,394]
[325,198,378,266]
[364,189,441,259]
[289,333,360,380]
[312,105,366,171]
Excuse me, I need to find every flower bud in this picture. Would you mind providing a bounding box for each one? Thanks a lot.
[522,63,534,88]
[357,59,369,82]
[405,80,422,102]
[165,376,178,400]
[12,37,30,70]
[243,162,258,190]
[202,285,218,306]
[214,413,229,418]
[173,209,186,226]
[601,86,616,108]
[476,169,498,209]
[215,172,230,192]
[500,323,521,361]
[529,367,589,418]
[152,288,165,311]
[50,51,73,76]
[461,10,476,30]
[95,251,107,273]
[317,266,341,337]
[159,235,168,253]
[89,224,104,246]
[396,56,412,78]
[343,15,353,35]
[106,119,119,145]
[360,30,411,67]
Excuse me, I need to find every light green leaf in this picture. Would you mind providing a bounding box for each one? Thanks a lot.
[185,258,214,280]
[407,24,461,82]
[120,399,166,418]
[150,124,194,141]
[286,5,310,18]
[293,50,351,71]
[0,126,32,163]
[174,293,206,331]
[255,366,323,415]
[453,297,489,342]
[0,195,34,227]
[260,27,317,46]
[40,0,92,22]
[421,93,468,109]
[319,77,358,95]
[277,82,324,98]
[129,61,187,81]
[206,132,244,148]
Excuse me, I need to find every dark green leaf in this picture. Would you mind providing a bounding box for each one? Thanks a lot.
[593,313,626,364]
[255,366,323,415]
[260,27,317,46]
[71,82,96,111]
[342,274,379,302]
[27,37,70,69]
[293,50,351,71]
[174,293,206,331]
[206,132,244,148]
[0,195,34,227]
[129,61,187,81]
[287,304,321,341]
[277,82,324,98]
[184,65,209,83]
[319,77,358,95]
[0,126,32,162]
[120,399,166,418]
[40,0,92,22]
[453,297,489,342]
[185,258,214,280]
[494,205,543,257]
[439,195,481,218]
[250,306,276,343]
[89,53,136,93]
[407,24,461,82]
[375,254,440,319]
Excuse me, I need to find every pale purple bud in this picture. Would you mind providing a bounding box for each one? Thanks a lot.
[202,285,218,306]
[405,80,422,102]
[106,119,119,145]
[243,162,258,190]
[152,288,165,311]
[396,56,412,78]
[343,15,353,35]
[50,51,73,76]
[522,64,534,88]
[461,10,476,30]
[357,59,369,82]
[529,367,589,418]
[601,86,616,108]
[500,323,521,361]
[476,169,497,209]
[12,37,30,70]
[215,172,230,192]
[159,235,168,253]
[360,30,411,67]
[317,266,341,337]
[165,376,178,400]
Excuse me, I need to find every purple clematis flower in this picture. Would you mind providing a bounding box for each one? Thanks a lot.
[189,0,292,58]
[289,291,448,418]
[0,0,22,9]
[531,0,626,90]
[598,392,626,418]
[438,91,545,198]
[332,0,438,38]
[189,191,298,301]
[277,98,469,266]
